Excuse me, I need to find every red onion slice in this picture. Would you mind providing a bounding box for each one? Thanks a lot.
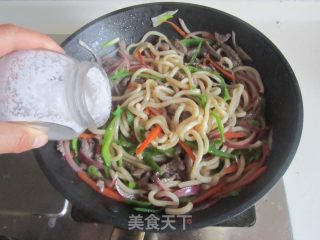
[174,185,200,197]
[79,150,104,169]
[225,132,256,148]
[62,141,82,172]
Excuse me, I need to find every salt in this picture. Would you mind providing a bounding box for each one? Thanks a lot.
[0,50,112,140]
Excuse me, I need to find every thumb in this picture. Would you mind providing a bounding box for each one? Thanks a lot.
[0,122,48,154]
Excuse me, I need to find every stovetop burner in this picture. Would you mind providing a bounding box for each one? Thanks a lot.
[0,150,291,240]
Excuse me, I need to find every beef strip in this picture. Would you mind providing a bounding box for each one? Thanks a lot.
[160,155,185,180]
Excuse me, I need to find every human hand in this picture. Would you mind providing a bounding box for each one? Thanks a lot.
[0,24,64,154]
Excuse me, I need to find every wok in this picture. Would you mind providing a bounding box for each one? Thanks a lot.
[34,2,303,232]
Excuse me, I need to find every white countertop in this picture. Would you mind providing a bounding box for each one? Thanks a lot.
[1,1,319,239]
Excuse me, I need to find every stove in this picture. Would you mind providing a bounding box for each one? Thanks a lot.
[0,151,293,240]
[0,35,293,240]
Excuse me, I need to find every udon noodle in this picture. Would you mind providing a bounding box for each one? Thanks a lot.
[59,19,271,215]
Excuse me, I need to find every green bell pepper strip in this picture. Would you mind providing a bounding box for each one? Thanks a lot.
[118,158,124,167]
[180,39,213,48]
[126,110,135,127]
[128,181,137,189]
[190,40,203,64]
[180,38,203,48]
[133,207,163,213]
[117,134,135,148]
[104,166,111,179]
[186,66,230,101]
[212,111,225,143]
[71,138,78,156]
[208,143,235,159]
[101,106,123,167]
[87,165,102,178]
[110,69,132,81]
[142,152,161,173]
[189,94,207,109]
[125,199,152,207]
[210,72,230,101]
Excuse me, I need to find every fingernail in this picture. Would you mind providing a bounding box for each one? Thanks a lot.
[32,135,48,148]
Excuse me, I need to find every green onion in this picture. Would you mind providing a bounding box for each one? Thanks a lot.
[87,165,102,178]
[101,37,120,48]
[208,143,235,159]
[190,40,203,64]
[151,9,178,27]
[212,111,225,143]
[125,199,152,207]
[142,152,161,173]
[110,69,132,81]
[101,106,123,167]
[71,138,78,156]
[128,181,137,189]
[133,207,163,213]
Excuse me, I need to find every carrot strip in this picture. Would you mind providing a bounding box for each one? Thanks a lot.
[179,140,196,161]
[193,166,267,205]
[79,133,96,139]
[136,49,145,65]
[206,55,235,81]
[223,163,238,174]
[193,182,225,205]
[77,171,123,202]
[165,20,186,37]
[224,131,248,139]
[136,125,162,155]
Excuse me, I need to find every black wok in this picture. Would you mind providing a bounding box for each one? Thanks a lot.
[34,2,303,232]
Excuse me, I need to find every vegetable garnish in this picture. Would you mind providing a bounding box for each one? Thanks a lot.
[190,40,203,63]
[205,54,235,81]
[102,106,123,167]
[87,165,102,178]
[125,199,152,207]
[71,138,78,156]
[133,207,163,213]
[102,37,120,48]
[77,171,123,202]
[208,143,235,159]
[212,111,225,143]
[142,151,161,173]
[151,9,178,27]
[136,49,145,65]
[165,20,186,37]
[179,140,196,161]
[136,124,162,155]
[79,133,96,139]
[110,69,132,81]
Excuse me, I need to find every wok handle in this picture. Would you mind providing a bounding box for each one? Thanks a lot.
[110,228,145,240]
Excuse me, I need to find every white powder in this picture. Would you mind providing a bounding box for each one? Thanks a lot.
[84,67,112,127]
[0,50,112,139]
